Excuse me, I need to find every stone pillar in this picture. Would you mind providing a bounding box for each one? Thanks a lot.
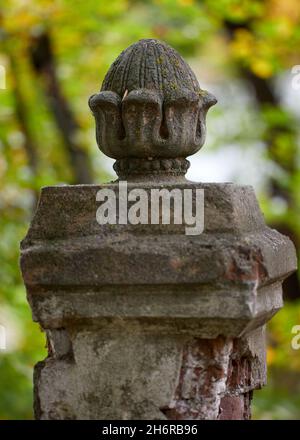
[20,39,297,420]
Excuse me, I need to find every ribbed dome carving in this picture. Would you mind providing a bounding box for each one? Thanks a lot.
[101,39,200,98]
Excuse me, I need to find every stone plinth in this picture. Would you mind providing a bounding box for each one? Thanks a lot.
[20,182,296,419]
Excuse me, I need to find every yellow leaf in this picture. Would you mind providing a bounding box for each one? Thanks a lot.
[267,346,276,366]
[251,58,274,78]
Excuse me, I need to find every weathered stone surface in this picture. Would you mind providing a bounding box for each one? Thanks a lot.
[20,181,296,419]
[161,327,265,420]
[33,323,265,420]
[21,183,295,337]
[101,39,201,98]
[89,39,216,176]
[20,38,297,420]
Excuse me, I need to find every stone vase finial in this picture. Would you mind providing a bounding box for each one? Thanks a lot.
[89,39,216,179]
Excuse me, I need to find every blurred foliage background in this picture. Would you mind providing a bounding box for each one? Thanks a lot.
[0,0,300,420]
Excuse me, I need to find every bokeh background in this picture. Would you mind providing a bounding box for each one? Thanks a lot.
[1,0,300,419]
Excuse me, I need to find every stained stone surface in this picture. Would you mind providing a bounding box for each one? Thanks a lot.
[22,182,296,336]
[20,39,297,420]
[88,39,217,168]
[101,39,201,98]
[21,182,296,419]
[33,324,265,420]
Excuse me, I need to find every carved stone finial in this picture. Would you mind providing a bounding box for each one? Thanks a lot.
[89,39,217,179]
